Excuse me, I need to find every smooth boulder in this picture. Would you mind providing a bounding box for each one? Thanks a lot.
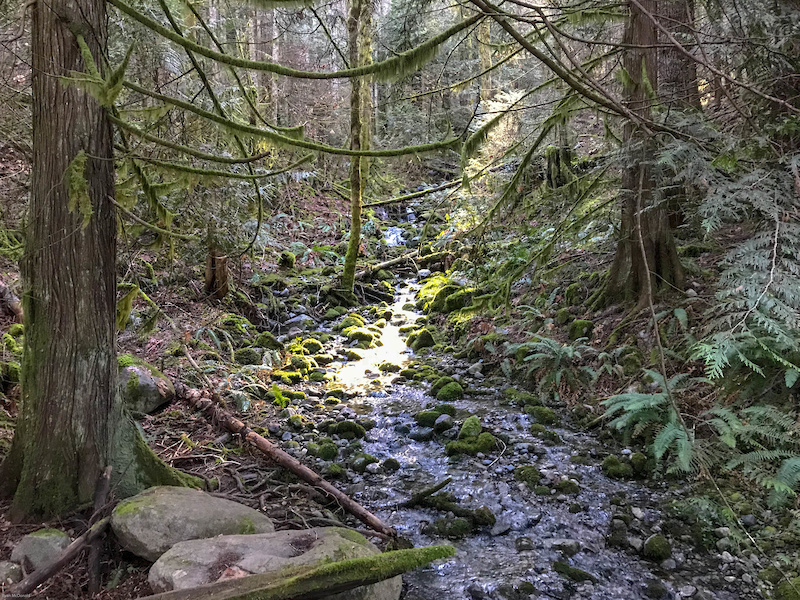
[120,363,175,414]
[11,529,71,572]
[148,527,401,600]
[111,486,274,561]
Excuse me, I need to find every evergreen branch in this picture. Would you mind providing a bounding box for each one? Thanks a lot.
[132,153,314,180]
[110,0,480,81]
[122,80,461,157]
[732,216,780,334]
[110,197,200,241]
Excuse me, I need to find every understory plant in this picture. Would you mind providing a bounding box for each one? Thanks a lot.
[509,336,596,402]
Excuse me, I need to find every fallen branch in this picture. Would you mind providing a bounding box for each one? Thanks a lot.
[363,180,462,208]
[354,250,419,280]
[137,544,455,600]
[175,382,396,538]
[9,517,111,595]
[399,478,452,508]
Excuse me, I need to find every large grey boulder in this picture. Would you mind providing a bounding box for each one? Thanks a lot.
[119,362,175,414]
[111,486,274,562]
[148,527,401,600]
[11,529,71,572]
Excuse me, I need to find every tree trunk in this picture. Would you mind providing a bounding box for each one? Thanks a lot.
[602,0,684,307]
[0,0,196,521]
[341,0,372,292]
[658,0,700,111]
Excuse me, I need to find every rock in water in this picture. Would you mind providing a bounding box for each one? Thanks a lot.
[111,486,275,561]
[148,527,402,600]
[11,529,71,572]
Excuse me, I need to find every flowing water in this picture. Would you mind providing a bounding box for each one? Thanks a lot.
[321,282,760,600]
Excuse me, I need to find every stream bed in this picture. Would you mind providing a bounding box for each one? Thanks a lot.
[300,282,766,600]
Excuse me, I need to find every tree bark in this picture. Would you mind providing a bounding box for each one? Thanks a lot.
[658,0,700,111]
[0,0,197,521]
[602,0,684,307]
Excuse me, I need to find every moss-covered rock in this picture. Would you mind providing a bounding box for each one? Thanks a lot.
[344,349,363,361]
[642,534,671,561]
[382,458,401,472]
[445,432,496,456]
[406,328,435,351]
[415,410,442,428]
[351,453,378,473]
[458,416,482,439]
[252,331,283,351]
[568,319,594,340]
[271,370,303,384]
[443,288,472,313]
[288,414,313,430]
[564,282,584,306]
[334,314,366,331]
[514,466,542,487]
[278,250,295,269]
[234,347,262,365]
[328,420,366,439]
[430,376,455,396]
[343,327,376,346]
[602,456,633,480]
[428,517,472,539]
[630,452,649,477]
[434,404,457,417]
[529,423,561,444]
[528,406,559,426]
[436,381,464,402]
[504,388,539,406]
[378,361,401,373]
[553,561,597,583]
[290,354,318,373]
[555,308,573,325]
[312,353,335,366]
[555,480,580,495]
[300,338,323,354]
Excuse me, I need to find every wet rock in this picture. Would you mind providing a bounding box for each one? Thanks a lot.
[643,579,669,599]
[602,455,633,479]
[436,381,463,402]
[11,529,71,572]
[149,527,402,600]
[679,585,697,597]
[0,560,22,584]
[515,537,534,551]
[365,462,382,474]
[553,561,598,583]
[434,413,455,432]
[409,427,435,442]
[551,539,581,557]
[417,269,432,278]
[490,520,512,536]
[426,518,473,539]
[111,486,275,561]
[740,514,757,528]
[351,453,379,473]
[382,458,401,471]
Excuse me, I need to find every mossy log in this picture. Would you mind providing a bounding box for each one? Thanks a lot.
[138,545,455,600]
[175,383,395,537]
[355,250,418,280]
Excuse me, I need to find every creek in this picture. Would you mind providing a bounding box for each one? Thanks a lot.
[312,281,761,600]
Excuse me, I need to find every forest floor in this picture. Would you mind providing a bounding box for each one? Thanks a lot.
[0,181,787,600]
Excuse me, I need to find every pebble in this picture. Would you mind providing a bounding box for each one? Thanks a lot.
[740,514,757,528]
[281,432,293,441]
[714,527,730,539]
[631,507,645,520]
[365,462,382,474]
[515,537,534,551]
[720,551,735,563]
[715,538,731,552]
[660,559,677,571]
[679,585,697,597]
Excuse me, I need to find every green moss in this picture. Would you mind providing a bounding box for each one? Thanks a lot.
[415,410,442,427]
[334,314,366,331]
[2,361,20,384]
[336,528,371,547]
[117,353,140,368]
[323,306,348,320]
[279,251,296,269]
[239,517,257,535]
[219,314,254,336]
[434,404,457,416]
[271,370,304,384]
[555,308,573,325]
[344,350,363,361]
[443,288,473,313]
[430,376,454,396]
[446,432,496,456]
[430,518,472,539]
[301,339,323,354]
[529,423,561,444]
[555,480,580,495]
[290,354,318,373]
[569,503,583,513]
[2,333,22,356]
[29,528,69,539]
[378,361,401,373]
[553,561,597,583]
[314,442,338,461]
[436,381,464,402]
[8,324,24,338]
[568,319,594,340]
[288,414,313,430]
[504,388,539,406]
[514,466,542,487]
[458,416,482,439]
[602,456,633,480]
[328,420,366,439]
[313,354,335,366]
[406,328,435,351]
[383,458,401,471]
[343,327,375,345]
[351,453,378,472]
[535,485,551,496]
[326,463,345,478]
[564,282,584,306]
[643,535,671,561]
[630,452,648,477]
[234,347,262,365]
[528,406,559,426]
[253,331,283,351]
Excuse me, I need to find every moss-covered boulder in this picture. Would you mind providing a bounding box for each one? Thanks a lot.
[11,529,71,572]
[111,487,275,562]
[514,466,542,488]
[415,410,442,428]
[148,527,402,598]
[351,453,379,473]
[642,534,672,561]
[234,347,262,365]
[313,353,335,366]
[290,354,318,373]
[602,456,633,480]
[436,381,464,402]
[568,319,594,340]
[553,561,598,583]
[309,441,338,461]
[775,576,800,600]
[528,406,559,426]
[344,327,376,347]
[446,432,496,456]
[278,250,295,269]
[555,308,573,325]
[428,518,472,539]
[555,480,580,495]
[119,360,175,415]
[430,376,454,396]
[443,288,473,313]
[327,420,366,439]
[458,416,482,439]
[300,338,324,354]
[253,331,283,351]
[334,314,366,331]
[378,361,401,373]
[406,328,435,351]
[630,452,649,477]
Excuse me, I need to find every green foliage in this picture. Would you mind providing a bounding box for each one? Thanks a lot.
[509,336,595,402]
[66,151,93,228]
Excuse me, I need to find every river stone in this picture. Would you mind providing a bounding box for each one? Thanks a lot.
[148,527,402,600]
[11,529,71,572]
[120,363,175,414]
[111,486,275,561]
[0,560,22,584]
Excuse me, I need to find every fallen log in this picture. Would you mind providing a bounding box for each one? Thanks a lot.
[138,544,455,600]
[175,383,396,538]
[354,250,418,281]
[362,179,462,208]
[9,517,110,595]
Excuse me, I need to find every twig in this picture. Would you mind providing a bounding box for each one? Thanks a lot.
[398,478,452,508]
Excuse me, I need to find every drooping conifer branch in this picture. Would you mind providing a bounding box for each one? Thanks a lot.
[109,0,481,81]
[130,153,314,180]
[121,81,461,157]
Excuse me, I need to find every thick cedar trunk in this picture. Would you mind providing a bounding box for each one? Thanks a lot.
[604,0,684,307]
[658,0,700,111]
[0,0,194,520]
